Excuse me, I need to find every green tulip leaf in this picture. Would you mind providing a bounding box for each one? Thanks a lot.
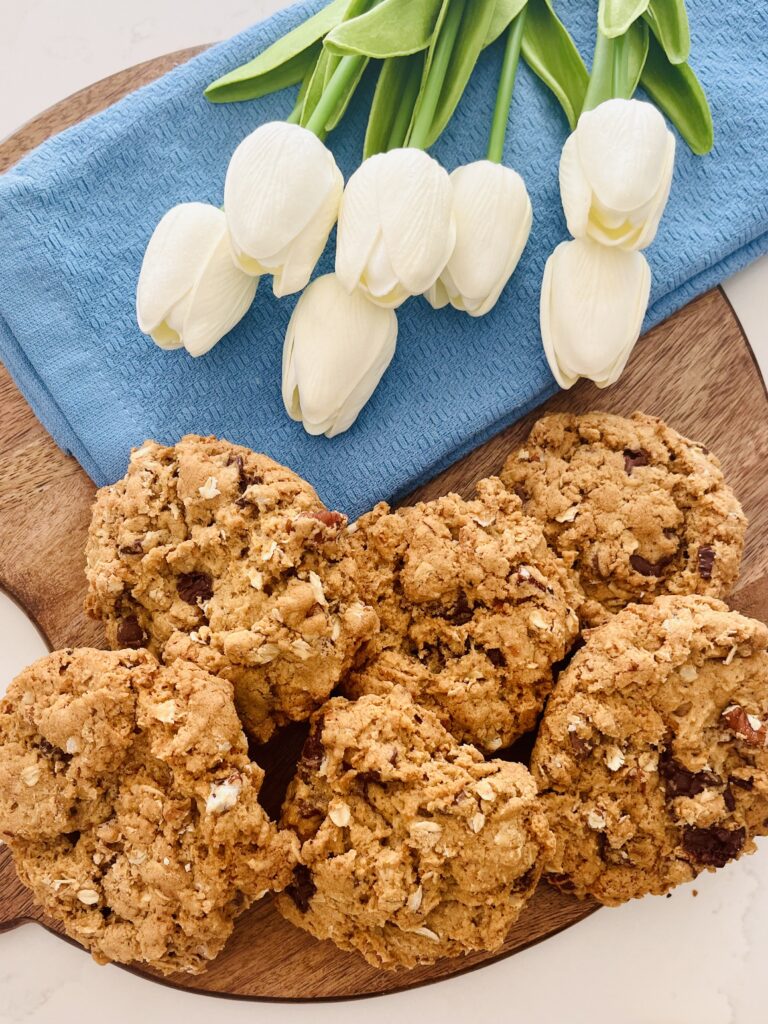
[640,31,713,154]
[364,54,424,156]
[598,0,650,38]
[483,0,528,47]
[620,16,650,97]
[299,46,369,131]
[644,0,690,64]
[407,0,497,149]
[521,0,589,129]
[325,0,444,58]
[205,0,350,102]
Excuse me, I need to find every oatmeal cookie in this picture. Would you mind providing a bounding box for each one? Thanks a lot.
[278,687,554,969]
[85,436,378,742]
[343,477,581,751]
[0,648,297,974]
[531,596,768,905]
[501,412,746,624]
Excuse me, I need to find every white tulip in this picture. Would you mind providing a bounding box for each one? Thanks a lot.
[224,121,344,297]
[136,202,258,357]
[426,161,532,317]
[541,237,651,389]
[282,274,397,438]
[336,148,456,309]
[559,98,676,250]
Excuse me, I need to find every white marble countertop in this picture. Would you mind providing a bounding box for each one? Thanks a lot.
[1,3,767,1022]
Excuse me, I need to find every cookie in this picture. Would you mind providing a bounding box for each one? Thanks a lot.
[85,436,378,742]
[501,412,746,624]
[343,477,581,751]
[531,596,768,905]
[0,648,297,974]
[278,687,554,970]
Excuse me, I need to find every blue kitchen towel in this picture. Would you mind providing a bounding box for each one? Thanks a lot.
[0,1,766,517]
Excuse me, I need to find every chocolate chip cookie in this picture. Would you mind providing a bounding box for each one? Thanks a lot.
[278,687,554,969]
[501,412,746,624]
[531,596,768,905]
[343,477,581,751]
[0,648,297,973]
[85,436,378,742]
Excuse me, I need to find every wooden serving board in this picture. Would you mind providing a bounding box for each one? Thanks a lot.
[1,51,768,1002]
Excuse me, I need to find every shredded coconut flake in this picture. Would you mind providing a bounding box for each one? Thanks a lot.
[206,775,242,815]
[198,476,221,500]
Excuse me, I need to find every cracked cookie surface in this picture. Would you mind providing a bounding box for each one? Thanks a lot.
[501,412,746,625]
[0,648,297,973]
[343,477,581,751]
[531,596,768,905]
[278,687,554,970]
[85,435,378,742]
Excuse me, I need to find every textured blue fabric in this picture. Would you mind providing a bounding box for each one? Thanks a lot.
[0,1,766,517]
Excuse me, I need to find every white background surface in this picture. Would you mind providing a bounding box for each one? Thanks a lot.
[1,3,767,1022]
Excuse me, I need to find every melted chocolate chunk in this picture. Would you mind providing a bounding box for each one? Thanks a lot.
[623,449,650,475]
[118,540,144,556]
[630,554,669,577]
[659,753,721,798]
[285,864,316,913]
[697,546,716,580]
[177,572,213,605]
[116,615,146,649]
[729,776,754,791]
[723,786,736,812]
[682,825,746,868]
[301,719,325,769]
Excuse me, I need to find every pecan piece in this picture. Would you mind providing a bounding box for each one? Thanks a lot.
[721,705,767,746]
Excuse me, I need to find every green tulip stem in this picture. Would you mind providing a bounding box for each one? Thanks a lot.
[486,8,527,163]
[285,101,302,124]
[388,58,424,150]
[582,27,614,112]
[304,54,367,136]
[409,0,467,151]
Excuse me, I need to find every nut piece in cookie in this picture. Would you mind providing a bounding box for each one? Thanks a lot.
[84,436,378,742]
[531,595,768,905]
[344,477,581,751]
[501,412,746,625]
[278,687,554,970]
[0,648,297,974]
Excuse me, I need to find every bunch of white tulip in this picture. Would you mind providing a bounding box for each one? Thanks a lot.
[541,98,676,388]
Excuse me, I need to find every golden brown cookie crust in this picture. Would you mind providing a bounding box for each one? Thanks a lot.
[344,477,581,751]
[278,687,554,970]
[85,435,378,742]
[0,648,297,974]
[531,596,768,905]
[501,412,746,624]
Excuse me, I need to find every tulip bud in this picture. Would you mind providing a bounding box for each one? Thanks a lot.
[282,274,398,437]
[336,148,456,309]
[136,202,258,357]
[224,121,344,297]
[541,237,651,389]
[559,98,675,250]
[426,161,532,317]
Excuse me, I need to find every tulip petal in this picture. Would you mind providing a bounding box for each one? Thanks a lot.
[136,203,224,334]
[442,161,532,317]
[376,149,456,295]
[576,99,674,213]
[282,274,397,437]
[336,157,382,293]
[425,275,451,311]
[180,234,259,357]
[224,122,342,271]
[631,131,676,250]
[272,176,344,297]
[541,238,650,389]
[558,135,591,241]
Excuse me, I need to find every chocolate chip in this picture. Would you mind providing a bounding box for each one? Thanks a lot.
[118,540,144,556]
[485,648,506,668]
[723,786,736,812]
[301,719,325,769]
[682,825,746,867]
[117,616,146,649]
[659,752,721,798]
[285,864,316,913]
[729,776,754,791]
[177,572,213,605]
[230,454,263,493]
[623,449,650,475]
[630,553,668,577]
[697,546,716,580]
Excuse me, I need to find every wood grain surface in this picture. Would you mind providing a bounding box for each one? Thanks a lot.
[0,51,766,1002]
